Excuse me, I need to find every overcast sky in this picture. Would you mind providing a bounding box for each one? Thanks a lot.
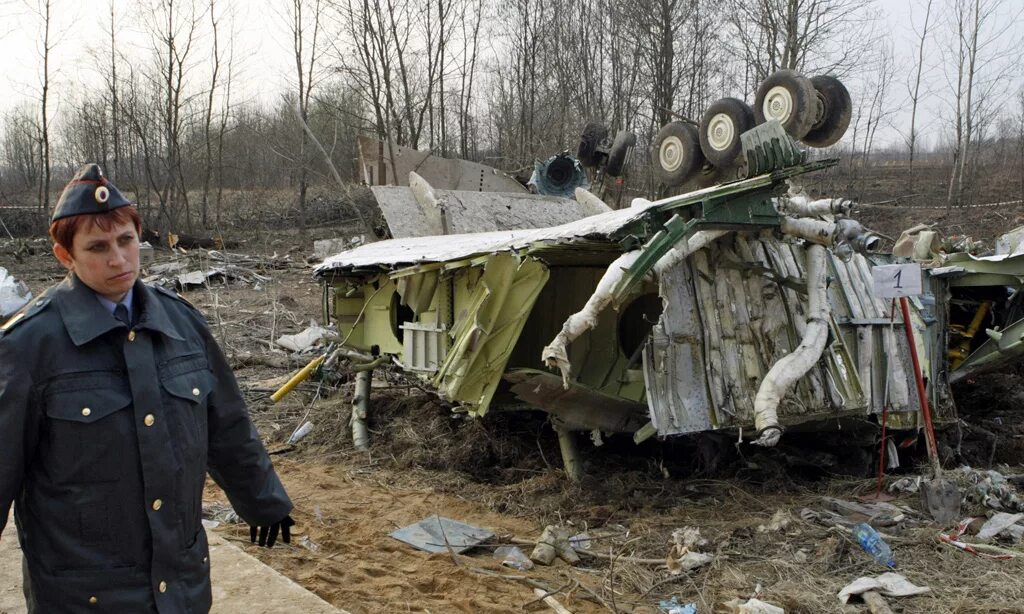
[0,0,1021,151]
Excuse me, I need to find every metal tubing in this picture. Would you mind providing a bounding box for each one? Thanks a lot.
[352,369,372,450]
[270,354,326,403]
[555,426,582,481]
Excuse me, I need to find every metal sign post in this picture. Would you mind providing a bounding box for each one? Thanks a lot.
[872,263,942,474]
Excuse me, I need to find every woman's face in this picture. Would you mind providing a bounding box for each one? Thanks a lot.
[53,218,140,303]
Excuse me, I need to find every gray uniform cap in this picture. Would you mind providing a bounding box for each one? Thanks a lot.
[51,163,132,223]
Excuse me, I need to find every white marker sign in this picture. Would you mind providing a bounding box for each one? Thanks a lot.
[872,263,923,298]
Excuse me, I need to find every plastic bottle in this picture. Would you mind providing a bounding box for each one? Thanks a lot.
[852,522,895,568]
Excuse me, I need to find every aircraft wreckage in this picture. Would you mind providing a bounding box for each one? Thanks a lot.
[314,122,1024,479]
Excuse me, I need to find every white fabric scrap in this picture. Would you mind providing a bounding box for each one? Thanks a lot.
[723,597,785,613]
[276,324,330,352]
[838,572,931,604]
[977,513,1024,542]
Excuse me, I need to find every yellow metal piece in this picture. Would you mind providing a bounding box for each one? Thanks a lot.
[270,354,326,403]
[433,254,550,415]
[948,301,992,369]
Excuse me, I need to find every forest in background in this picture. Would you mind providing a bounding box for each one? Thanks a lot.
[0,0,1022,238]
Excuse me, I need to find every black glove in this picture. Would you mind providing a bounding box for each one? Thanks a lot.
[249,515,295,547]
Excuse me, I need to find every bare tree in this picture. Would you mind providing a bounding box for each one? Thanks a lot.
[944,0,1018,208]
[1018,89,1024,199]
[905,0,933,189]
[287,0,325,235]
[1,106,41,198]
[200,0,233,228]
[726,0,878,84]
[24,0,54,217]
[455,0,483,159]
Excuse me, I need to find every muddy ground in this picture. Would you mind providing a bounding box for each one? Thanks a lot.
[4,191,1024,613]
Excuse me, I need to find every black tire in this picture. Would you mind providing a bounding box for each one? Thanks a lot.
[577,122,608,168]
[651,122,704,187]
[605,130,636,177]
[802,75,853,147]
[699,97,755,166]
[754,69,817,139]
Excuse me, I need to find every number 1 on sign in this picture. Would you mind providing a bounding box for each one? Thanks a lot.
[871,263,922,298]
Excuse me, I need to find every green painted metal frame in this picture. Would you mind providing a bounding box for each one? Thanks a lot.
[611,158,837,298]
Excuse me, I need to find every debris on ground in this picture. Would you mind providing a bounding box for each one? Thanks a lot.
[837,572,931,604]
[286,421,315,445]
[976,512,1024,542]
[313,236,365,260]
[657,597,697,613]
[953,466,1024,512]
[531,525,581,566]
[821,497,915,527]
[202,501,241,525]
[937,519,1022,559]
[852,522,896,568]
[722,597,785,613]
[493,545,533,571]
[531,587,574,614]
[666,527,713,574]
[142,250,295,290]
[757,510,791,533]
[276,322,331,352]
[389,515,494,554]
[0,266,31,317]
[888,476,921,494]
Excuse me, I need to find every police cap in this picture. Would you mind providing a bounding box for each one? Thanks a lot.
[51,163,132,223]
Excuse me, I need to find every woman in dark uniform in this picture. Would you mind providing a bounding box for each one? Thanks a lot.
[0,164,294,613]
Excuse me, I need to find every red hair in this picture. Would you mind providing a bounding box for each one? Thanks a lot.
[49,206,142,251]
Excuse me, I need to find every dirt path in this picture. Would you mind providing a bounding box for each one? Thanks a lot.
[210,460,608,613]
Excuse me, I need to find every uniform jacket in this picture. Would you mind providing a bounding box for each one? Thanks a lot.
[0,273,293,613]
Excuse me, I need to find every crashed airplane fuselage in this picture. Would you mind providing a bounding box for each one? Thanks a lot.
[315,130,974,461]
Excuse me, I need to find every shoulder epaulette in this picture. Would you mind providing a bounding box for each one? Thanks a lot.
[151,283,198,310]
[0,295,52,337]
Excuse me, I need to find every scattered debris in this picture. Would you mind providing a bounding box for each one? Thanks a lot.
[531,587,574,614]
[389,515,494,554]
[837,572,930,604]
[657,597,697,614]
[976,512,1024,542]
[919,473,962,525]
[722,597,785,613]
[142,250,292,290]
[568,532,592,551]
[937,519,1021,559]
[822,497,911,527]
[887,476,921,494]
[286,421,315,445]
[0,266,31,318]
[493,545,532,571]
[757,510,791,533]
[314,236,365,260]
[852,522,895,568]
[299,535,322,553]
[666,527,713,574]
[276,322,331,352]
[953,466,1024,512]
[530,525,580,566]
[202,501,241,525]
